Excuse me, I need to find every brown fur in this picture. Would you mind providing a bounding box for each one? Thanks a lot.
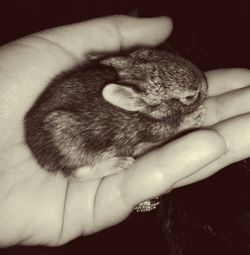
[24,48,208,179]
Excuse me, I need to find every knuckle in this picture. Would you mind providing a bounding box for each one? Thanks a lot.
[207,97,222,124]
[152,151,174,186]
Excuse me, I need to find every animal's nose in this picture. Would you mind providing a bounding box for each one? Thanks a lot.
[178,90,200,105]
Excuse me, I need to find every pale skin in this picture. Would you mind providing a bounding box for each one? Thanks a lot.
[0,15,250,247]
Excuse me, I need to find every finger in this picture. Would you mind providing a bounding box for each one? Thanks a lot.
[32,15,173,60]
[203,85,250,126]
[175,113,250,187]
[2,16,172,80]
[206,68,250,96]
[58,130,226,236]
[118,130,225,209]
[83,130,225,233]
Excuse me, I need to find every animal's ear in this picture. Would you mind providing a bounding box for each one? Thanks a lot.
[100,56,131,69]
[102,83,144,111]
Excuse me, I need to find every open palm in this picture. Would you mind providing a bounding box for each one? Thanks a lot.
[1,15,250,247]
[0,15,176,246]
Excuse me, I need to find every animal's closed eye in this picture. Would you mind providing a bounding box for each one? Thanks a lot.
[185,95,196,100]
[150,103,161,109]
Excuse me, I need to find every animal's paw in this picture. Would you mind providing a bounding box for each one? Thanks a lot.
[112,156,135,171]
[179,105,207,131]
[191,105,207,127]
[70,157,135,182]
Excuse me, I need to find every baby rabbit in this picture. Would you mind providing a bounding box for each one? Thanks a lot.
[24,48,208,180]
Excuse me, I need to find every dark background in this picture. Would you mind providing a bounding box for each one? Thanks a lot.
[1,0,250,69]
[1,1,250,254]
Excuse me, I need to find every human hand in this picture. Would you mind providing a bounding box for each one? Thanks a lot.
[0,14,249,248]
[0,15,174,247]
[174,68,250,187]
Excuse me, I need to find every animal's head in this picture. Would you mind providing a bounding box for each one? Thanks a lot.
[100,48,208,120]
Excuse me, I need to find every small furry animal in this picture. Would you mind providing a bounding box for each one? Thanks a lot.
[24,48,208,180]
